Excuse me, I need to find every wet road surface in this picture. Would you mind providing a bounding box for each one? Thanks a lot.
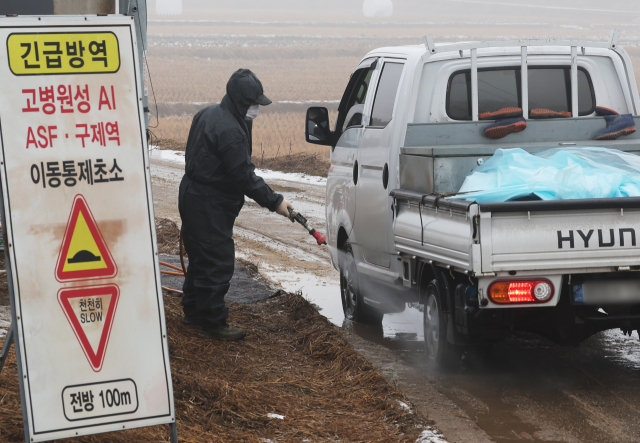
[353,316,640,443]
[151,153,640,443]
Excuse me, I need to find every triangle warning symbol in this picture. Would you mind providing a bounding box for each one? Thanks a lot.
[56,194,117,282]
[58,284,120,372]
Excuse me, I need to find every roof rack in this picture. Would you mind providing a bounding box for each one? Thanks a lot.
[423,30,628,121]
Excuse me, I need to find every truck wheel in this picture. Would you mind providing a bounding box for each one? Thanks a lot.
[339,241,383,325]
[423,279,455,367]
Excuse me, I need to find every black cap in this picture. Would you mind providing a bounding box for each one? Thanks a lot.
[255,94,272,106]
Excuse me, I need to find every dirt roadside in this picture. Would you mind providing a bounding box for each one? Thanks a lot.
[0,217,441,442]
[0,287,433,442]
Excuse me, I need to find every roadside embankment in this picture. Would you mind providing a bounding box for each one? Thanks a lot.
[252,153,330,178]
[152,137,330,178]
[0,262,432,442]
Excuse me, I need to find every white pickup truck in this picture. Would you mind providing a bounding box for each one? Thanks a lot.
[305,31,640,365]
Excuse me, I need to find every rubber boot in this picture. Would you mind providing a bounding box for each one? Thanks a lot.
[479,107,522,120]
[484,117,527,139]
[595,106,619,116]
[594,114,636,140]
[182,316,198,326]
[199,322,247,341]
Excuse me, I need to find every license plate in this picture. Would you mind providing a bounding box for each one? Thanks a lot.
[574,279,640,305]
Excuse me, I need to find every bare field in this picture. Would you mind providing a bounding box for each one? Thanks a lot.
[146,37,347,159]
[151,112,336,160]
[148,52,357,103]
[147,13,640,159]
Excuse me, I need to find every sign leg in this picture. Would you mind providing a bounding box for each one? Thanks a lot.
[0,320,14,375]
[169,422,179,443]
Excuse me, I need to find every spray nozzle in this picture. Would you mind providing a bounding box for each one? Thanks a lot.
[287,208,327,246]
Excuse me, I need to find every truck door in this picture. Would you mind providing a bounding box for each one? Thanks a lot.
[354,60,405,268]
[327,58,377,241]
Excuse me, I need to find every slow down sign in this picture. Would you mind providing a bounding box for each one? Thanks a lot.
[0,15,175,442]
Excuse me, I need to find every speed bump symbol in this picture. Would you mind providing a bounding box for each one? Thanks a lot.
[56,194,117,282]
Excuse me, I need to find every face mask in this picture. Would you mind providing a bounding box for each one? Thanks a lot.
[245,104,260,120]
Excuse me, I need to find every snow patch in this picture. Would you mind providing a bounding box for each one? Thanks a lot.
[397,400,411,411]
[599,329,640,369]
[255,168,326,186]
[149,148,185,164]
[233,228,325,264]
[416,428,448,443]
[267,413,285,420]
[149,148,327,186]
[257,262,343,326]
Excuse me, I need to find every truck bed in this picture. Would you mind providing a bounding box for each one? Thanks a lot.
[399,116,640,195]
[391,190,640,276]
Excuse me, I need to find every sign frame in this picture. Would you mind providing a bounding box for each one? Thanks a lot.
[0,15,177,442]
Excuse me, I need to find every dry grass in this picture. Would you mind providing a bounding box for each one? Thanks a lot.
[153,137,186,151]
[147,52,356,104]
[0,292,426,442]
[252,112,335,160]
[150,115,191,145]
[145,36,350,168]
[254,153,331,177]
[152,111,336,161]
[156,217,182,255]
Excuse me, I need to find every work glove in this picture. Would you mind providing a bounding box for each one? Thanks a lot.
[276,200,295,222]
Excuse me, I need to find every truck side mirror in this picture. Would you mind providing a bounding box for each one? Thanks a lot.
[305,107,332,146]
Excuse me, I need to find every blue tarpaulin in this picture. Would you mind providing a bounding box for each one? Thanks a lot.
[450,147,640,202]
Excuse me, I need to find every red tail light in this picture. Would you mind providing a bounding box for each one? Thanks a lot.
[488,280,553,304]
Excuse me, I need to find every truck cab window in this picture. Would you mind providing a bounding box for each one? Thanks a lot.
[370,62,404,128]
[529,69,593,114]
[336,64,376,135]
[446,67,595,120]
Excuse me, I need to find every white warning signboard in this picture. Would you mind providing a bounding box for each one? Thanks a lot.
[0,16,174,441]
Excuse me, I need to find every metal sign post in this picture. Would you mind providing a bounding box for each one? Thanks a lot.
[0,15,177,442]
[0,320,15,374]
[0,182,31,440]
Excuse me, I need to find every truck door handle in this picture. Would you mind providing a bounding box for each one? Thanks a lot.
[353,160,359,185]
[382,163,389,189]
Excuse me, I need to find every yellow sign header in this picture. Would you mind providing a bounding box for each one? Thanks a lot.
[7,32,120,75]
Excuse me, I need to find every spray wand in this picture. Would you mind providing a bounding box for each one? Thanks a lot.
[288,208,327,245]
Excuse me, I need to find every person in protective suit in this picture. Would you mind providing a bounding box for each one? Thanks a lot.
[179,69,294,341]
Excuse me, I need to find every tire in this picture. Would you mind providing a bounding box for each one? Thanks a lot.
[423,279,458,367]
[339,241,384,325]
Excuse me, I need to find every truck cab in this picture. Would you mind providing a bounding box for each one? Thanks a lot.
[306,31,640,364]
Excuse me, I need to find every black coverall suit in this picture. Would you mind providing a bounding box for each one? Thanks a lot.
[178,69,283,328]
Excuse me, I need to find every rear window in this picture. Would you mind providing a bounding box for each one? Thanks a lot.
[446,67,595,120]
